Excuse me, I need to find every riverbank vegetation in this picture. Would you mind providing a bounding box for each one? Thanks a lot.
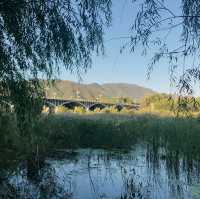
[2,94,200,183]
[1,111,200,165]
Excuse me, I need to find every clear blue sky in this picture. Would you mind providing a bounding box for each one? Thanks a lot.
[60,0,199,95]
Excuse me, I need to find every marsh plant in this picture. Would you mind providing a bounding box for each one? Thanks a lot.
[1,113,200,163]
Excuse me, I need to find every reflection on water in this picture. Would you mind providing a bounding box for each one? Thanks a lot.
[1,145,200,199]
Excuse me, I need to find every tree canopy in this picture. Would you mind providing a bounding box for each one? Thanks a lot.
[0,0,111,128]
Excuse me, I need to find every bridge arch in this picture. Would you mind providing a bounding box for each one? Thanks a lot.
[89,103,106,111]
[62,101,87,110]
[114,104,124,111]
[44,101,56,108]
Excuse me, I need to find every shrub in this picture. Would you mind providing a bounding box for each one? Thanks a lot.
[101,106,118,113]
[73,106,86,114]
[55,106,69,113]
[42,105,49,113]
[94,108,102,113]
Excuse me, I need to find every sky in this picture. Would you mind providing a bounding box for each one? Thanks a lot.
[59,0,200,95]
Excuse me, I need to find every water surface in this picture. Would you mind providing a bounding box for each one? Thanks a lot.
[1,145,200,199]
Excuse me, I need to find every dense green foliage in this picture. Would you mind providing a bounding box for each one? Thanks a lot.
[140,93,200,115]
[141,94,174,111]
[1,113,200,163]
[0,0,111,133]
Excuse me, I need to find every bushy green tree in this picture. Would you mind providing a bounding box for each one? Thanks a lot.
[141,93,200,114]
[141,94,174,111]
[118,97,134,104]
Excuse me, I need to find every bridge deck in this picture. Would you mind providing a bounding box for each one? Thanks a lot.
[45,98,140,109]
[0,96,140,110]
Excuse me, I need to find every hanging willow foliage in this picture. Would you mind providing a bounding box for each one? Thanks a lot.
[0,0,111,131]
[129,0,200,95]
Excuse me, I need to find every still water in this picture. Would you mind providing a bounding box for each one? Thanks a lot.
[1,145,200,199]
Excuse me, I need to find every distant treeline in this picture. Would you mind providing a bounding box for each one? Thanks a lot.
[140,93,200,114]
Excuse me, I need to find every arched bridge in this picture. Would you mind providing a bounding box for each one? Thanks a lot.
[45,98,140,111]
[0,96,140,112]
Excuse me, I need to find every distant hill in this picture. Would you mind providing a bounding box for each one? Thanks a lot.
[44,80,156,101]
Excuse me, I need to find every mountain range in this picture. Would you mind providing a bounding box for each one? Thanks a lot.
[45,80,156,101]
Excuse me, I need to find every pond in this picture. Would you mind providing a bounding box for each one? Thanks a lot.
[1,144,200,199]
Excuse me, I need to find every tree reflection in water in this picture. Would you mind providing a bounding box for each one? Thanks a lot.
[0,145,200,199]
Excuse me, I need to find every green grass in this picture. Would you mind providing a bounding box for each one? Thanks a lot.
[1,112,200,162]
